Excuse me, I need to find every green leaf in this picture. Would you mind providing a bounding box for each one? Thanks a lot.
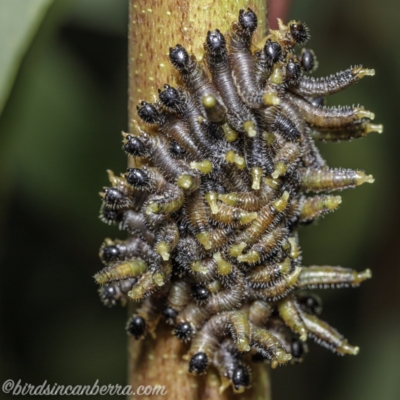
[0,0,52,115]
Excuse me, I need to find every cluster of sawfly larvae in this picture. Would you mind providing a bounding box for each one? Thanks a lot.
[95,9,381,393]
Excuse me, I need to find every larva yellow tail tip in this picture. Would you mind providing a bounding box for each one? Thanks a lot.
[237,251,260,264]
[354,66,375,78]
[190,160,213,174]
[213,252,232,276]
[262,92,281,106]
[356,109,375,120]
[239,211,257,225]
[274,350,292,364]
[229,242,247,257]
[367,123,383,134]
[128,288,143,301]
[243,120,257,137]
[271,161,287,179]
[197,232,212,250]
[355,172,375,185]
[339,343,360,356]
[236,337,251,352]
[153,272,166,286]
[324,195,342,210]
[365,174,375,184]
[156,242,171,261]
[177,174,194,190]
[357,268,372,282]
[205,192,219,214]
[273,191,290,212]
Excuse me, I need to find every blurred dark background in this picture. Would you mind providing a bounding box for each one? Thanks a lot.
[0,0,399,399]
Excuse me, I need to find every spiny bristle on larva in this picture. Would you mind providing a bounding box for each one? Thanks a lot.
[96,8,379,393]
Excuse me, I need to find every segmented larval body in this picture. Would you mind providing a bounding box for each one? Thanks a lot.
[96,9,380,393]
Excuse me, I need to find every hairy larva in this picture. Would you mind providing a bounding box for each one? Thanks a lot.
[95,8,379,393]
[94,259,148,285]
[299,311,359,355]
[310,120,383,142]
[294,65,374,97]
[287,93,375,129]
[99,237,159,265]
[229,8,259,105]
[298,195,342,224]
[169,44,223,114]
[297,266,372,289]
[300,167,374,192]
[137,101,202,159]
[250,324,292,366]
[229,8,280,109]
[277,295,307,341]
[204,29,257,134]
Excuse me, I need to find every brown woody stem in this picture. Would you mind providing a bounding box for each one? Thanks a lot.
[127,1,270,399]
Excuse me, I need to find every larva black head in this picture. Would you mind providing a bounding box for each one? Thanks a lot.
[289,21,309,45]
[127,315,146,339]
[264,39,282,64]
[174,322,193,341]
[310,97,325,108]
[232,364,251,391]
[205,30,227,55]
[99,205,122,224]
[137,101,162,125]
[103,188,129,209]
[99,284,118,306]
[300,49,316,72]
[189,352,208,374]
[159,84,181,110]
[169,44,190,71]
[162,307,178,323]
[291,339,304,359]
[238,8,257,33]
[124,135,146,156]
[126,168,149,188]
[100,245,120,263]
[119,278,136,294]
[298,294,323,315]
[191,284,210,301]
[286,57,302,86]
[169,140,186,158]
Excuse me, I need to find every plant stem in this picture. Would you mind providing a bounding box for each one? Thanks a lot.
[127,1,270,399]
